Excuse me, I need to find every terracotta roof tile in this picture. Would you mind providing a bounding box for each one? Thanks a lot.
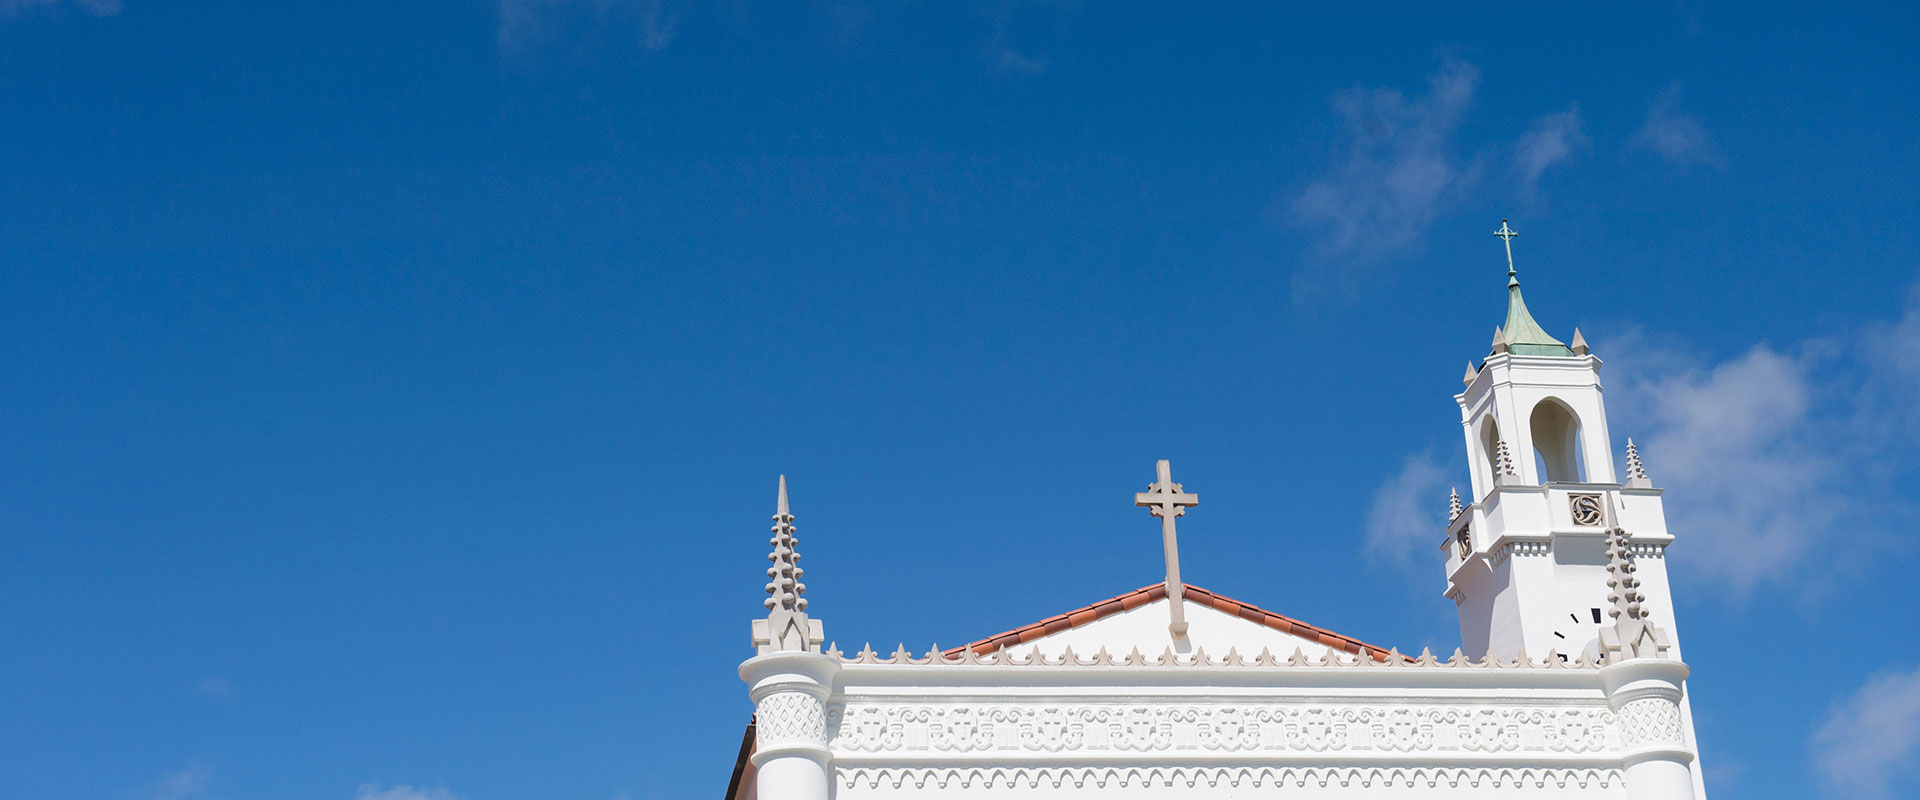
[944,582,1399,661]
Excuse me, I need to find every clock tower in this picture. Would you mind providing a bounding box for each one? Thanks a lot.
[1443,221,1684,665]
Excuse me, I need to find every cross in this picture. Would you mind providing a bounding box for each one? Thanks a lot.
[1134,459,1199,639]
[1494,218,1519,279]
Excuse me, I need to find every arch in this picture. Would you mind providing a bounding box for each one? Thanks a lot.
[1476,414,1503,494]
[1529,398,1586,482]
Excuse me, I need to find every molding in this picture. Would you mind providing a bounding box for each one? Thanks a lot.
[838,765,1623,790]
[828,702,1621,757]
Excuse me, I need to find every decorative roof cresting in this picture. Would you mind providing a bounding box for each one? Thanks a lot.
[1491,219,1574,358]
[752,475,826,655]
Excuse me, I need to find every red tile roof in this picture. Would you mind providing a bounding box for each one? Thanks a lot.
[943,582,1399,662]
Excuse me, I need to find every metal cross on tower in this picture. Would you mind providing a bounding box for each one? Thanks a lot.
[1494,218,1520,281]
[1134,459,1199,639]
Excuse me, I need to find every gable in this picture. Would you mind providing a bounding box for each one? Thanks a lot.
[946,583,1395,662]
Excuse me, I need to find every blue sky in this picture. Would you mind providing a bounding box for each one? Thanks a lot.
[3,2,1918,798]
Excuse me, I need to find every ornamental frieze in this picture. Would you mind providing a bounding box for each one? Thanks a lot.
[828,703,1617,756]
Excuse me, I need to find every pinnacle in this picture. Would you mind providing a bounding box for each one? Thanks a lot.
[1625,439,1650,486]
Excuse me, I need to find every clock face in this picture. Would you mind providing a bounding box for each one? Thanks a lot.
[1550,607,1606,661]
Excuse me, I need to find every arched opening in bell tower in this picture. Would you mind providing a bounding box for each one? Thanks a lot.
[1529,398,1586,483]
[1476,415,1502,495]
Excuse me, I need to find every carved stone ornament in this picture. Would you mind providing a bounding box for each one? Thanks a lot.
[1569,493,1604,527]
[1615,697,1683,748]
[828,702,1620,756]
[758,691,829,748]
[839,765,1623,791]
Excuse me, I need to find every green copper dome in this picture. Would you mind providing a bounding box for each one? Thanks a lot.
[1501,277,1573,357]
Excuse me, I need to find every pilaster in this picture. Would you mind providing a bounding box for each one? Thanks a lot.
[1601,658,1696,800]
[740,652,839,800]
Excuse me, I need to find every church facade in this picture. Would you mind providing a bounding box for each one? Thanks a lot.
[728,222,1708,799]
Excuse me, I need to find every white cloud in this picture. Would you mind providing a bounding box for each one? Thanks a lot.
[1602,337,1841,596]
[1814,662,1920,798]
[151,766,210,800]
[0,0,120,16]
[1861,283,1920,442]
[1291,58,1481,264]
[1632,84,1723,170]
[1513,106,1590,199]
[1362,452,1450,571]
[355,784,461,800]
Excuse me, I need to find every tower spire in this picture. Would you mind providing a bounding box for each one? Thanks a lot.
[1489,219,1573,357]
[753,475,825,654]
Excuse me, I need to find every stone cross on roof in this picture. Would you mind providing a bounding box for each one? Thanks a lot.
[1134,459,1199,639]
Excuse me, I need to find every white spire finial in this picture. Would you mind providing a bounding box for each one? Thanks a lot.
[1570,327,1590,355]
[1597,510,1672,661]
[753,475,825,654]
[1448,487,1463,521]
[1625,439,1651,487]
[1462,361,1479,387]
[1492,438,1518,484]
[1491,325,1509,355]
[1135,459,1199,640]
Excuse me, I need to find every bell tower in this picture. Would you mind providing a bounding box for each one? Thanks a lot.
[1442,221,1683,664]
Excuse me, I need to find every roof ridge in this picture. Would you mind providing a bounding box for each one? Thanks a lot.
[944,582,1399,662]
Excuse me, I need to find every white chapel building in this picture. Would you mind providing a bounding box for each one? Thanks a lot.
[728,222,1709,800]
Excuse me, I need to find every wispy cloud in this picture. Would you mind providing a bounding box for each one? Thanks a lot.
[1290,58,1480,266]
[1814,662,1920,798]
[638,0,675,51]
[995,49,1046,75]
[1632,84,1723,170]
[1604,338,1838,594]
[1362,452,1450,570]
[982,1,1047,77]
[497,0,677,52]
[150,766,210,800]
[1513,106,1590,199]
[1600,282,1915,595]
[0,0,120,16]
[355,784,461,800]
[1860,283,1920,443]
[194,676,233,698]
